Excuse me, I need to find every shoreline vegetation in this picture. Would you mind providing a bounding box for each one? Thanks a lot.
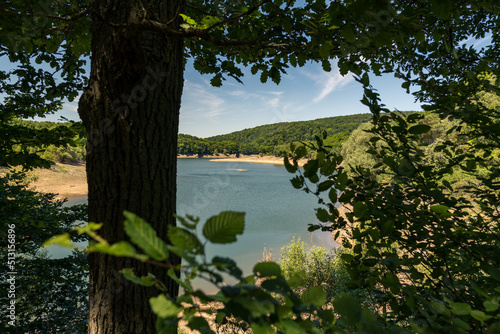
[27,154,304,199]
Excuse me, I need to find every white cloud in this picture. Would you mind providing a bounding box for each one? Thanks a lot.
[182,80,226,119]
[302,61,355,103]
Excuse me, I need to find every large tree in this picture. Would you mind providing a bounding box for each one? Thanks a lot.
[2,0,499,333]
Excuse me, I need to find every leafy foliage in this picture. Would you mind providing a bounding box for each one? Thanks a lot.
[52,212,393,334]
[286,80,500,332]
[0,118,85,168]
[0,171,88,333]
[3,0,500,333]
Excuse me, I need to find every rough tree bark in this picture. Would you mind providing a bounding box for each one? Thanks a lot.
[78,1,185,333]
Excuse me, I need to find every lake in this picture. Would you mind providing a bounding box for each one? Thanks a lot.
[60,158,338,292]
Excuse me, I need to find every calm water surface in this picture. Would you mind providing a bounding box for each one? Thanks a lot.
[61,159,338,292]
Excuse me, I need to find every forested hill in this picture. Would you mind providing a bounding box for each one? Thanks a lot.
[179,113,373,156]
[12,113,374,163]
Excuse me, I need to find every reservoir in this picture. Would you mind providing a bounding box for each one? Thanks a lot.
[60,159,338,291]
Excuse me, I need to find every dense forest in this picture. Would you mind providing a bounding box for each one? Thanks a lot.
[205,113,373,156]
[13,113,374,163]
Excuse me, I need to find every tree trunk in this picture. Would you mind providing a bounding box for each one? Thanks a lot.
[78,1,184,333]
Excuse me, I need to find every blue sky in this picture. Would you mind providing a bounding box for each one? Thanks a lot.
[54,59,422,138]
[1,54,422,138]
[180,61,422,138]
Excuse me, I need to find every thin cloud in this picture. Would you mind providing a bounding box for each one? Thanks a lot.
[260,91,284,109]
[302,61,355,103]
[183,80,226,119]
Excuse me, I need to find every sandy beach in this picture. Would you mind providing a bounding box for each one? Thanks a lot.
[209,155,285,165]
[29,155,305,199]
[30,163,88,200]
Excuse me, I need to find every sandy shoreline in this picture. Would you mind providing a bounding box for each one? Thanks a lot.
[30,163,88,200]
[209,155,284,165]
[28,155,304,199]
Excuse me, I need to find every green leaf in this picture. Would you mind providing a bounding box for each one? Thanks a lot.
[450,302,472,315]
[150,294,182,318]
[363,258,378,267]
[254,262,281,277]
[88,241,148,260]
[484,300,499,312]
[301,286,326,307]
[488,267,500,282]
[121,268,155,287]
[284,156,298,173]
[179,14,197,27]
[328,188,338,203]
[175,215,198,229]
[430,205,449,214]
[470,310,493,322]
[290,175,304,189]
[212,256,243,278]
[294,145,308,159]
[260,71,268,83]
[321,59,332,72]
[316,208,330,222]
[453,318,471,331]
[341,253,354,262]
[333,294,362,327]
[431,302,449,315]
[202,211,245,244]
[381,220,394,237]
[353,201,367,216]
[156,317,179,334]
[210,74,222,87]
[319,41,333,59]
[342,26,356,43]
[430,0,452,19]
[317,179,335,193]
[75,222,103,235]
[336,172,349,191]
[123,211,169,261]
[408,124,431,134]
[487,322,500,334]
[168,227,203,255]
[303,159,319,178]
[42,233,73,248]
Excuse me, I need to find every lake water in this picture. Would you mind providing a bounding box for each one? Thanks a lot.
[60,159,338,292]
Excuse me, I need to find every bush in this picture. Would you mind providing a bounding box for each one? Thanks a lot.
[279,237,366,305]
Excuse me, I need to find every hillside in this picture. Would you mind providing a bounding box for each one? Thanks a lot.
[179,113,373,156]
[11,113,374,162]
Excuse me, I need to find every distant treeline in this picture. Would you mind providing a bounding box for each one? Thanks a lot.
[179,113,373,156]
[11,113,377,163]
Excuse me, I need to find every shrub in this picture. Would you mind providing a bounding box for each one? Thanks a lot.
[279,237,366,305]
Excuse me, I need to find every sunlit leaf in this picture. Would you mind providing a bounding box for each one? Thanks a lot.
[123,211,169,261]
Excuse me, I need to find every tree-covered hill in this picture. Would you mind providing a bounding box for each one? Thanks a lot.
[206,113,373,155]
[13,112,420,162]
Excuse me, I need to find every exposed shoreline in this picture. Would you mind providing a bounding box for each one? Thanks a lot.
[29,155,304,199]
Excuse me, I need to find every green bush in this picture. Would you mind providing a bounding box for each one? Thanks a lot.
[279,237,366,305]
